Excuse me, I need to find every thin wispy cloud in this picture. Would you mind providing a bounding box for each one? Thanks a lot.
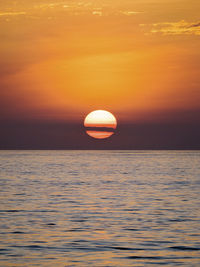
[92,10,102,16]
[142,20,200,35]
[120,11,143,16]
[0,1,143,20]
[0,12,26,17]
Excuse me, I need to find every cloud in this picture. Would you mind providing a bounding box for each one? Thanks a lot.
[0,1,143,20]
[120,11,143,16]
[142,20,200,36]
[0,12,26,17]
[92,11,102,16]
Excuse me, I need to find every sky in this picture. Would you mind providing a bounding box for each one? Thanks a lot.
[0,0,200,149]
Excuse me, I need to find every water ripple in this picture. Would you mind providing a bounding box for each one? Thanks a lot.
[0,150,200,266]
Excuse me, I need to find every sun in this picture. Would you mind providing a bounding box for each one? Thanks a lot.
[84,110,117,139]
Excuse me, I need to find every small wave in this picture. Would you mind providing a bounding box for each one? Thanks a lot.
[65,228,85,232]
[105,246,144,251]
[31,241,47,243]
[169,246,200,251]
[127,256,164,260]
[0,210,22,213]
[12,245,47,250]
[126,255,193,260]
[0,248,12,253]
[11,231,26,234]
[124,228,139,231]
[71,219,87,223]
[8,254,23,257]
[20,171,35,175]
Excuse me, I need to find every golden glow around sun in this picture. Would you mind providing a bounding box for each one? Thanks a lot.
[84,110,117,139]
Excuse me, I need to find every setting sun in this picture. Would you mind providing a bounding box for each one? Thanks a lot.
[84,110,117,139]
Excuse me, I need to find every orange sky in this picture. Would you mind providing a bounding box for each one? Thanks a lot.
[0,0,200,123]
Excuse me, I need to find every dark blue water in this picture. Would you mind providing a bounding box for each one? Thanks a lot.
[0,151,200,266]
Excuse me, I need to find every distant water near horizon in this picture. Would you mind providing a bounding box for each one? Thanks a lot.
[0,150,200,266]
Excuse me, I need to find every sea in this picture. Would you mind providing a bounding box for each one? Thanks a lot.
[0,150,200,266]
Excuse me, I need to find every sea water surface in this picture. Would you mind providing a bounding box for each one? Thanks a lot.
[0,150,200,266]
